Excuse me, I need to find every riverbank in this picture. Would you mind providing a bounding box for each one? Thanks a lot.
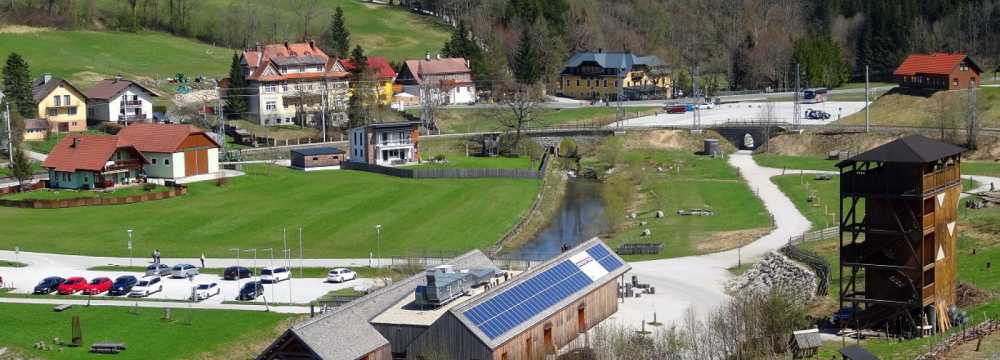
[494,156,571,255]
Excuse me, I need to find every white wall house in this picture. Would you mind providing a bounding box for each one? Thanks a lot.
[348,121,421,166]
[86,78,158,124]
[117,123,221,180]
[240,41,350,127]
[396,55,477,106]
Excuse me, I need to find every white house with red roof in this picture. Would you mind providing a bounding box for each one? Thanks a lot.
[395,53,476,105]
[894,53,982,91]
[117,123,221,179]
[85,77,159,124]
[240,41,351,127]
[42,134,149,190]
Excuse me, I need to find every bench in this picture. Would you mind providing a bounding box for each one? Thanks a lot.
[53,304,72,312]
[90,342,127,354]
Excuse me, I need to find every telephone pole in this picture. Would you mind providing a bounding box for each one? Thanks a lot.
[865,65,870,133]
[793,63,801,130]
[968,78,978,150]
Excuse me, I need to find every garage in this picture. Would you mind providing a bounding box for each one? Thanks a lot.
[184,149,209,176]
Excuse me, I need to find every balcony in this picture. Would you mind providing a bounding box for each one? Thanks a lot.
[376,140,413,148]
[922,166,960,193]
[842,165,960,197]
[123,100,144,107]
[103,159,144,172]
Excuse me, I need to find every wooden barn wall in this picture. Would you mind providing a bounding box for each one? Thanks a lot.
[372,323,428,356]
[179,133,218,150]
[366,343,393,360]
[934,184,960,307]
[405,312,493,360]
[491,280,620,360]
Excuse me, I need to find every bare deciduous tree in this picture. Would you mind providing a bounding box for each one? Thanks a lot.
[493,83,539,155]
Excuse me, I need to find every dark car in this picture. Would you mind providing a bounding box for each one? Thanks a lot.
[237,281,264,301]
[108,275,139,296]
[223,266,253,280]
[33,277,66,294]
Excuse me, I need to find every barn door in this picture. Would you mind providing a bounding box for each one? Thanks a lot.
[185,151,196,177]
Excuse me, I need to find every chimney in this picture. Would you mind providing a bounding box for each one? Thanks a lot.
[255,42,263,67]
[114,74,123,82]
[425,52,431,61]
[284,41,290,50]
[308,40,316,50]
[598,48,603,53]
[42,73,52,84]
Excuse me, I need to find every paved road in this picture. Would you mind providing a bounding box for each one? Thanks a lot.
[610,101,867,128]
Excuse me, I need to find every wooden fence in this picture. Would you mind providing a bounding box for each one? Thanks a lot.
[0,186,187,209]
[342,161,541,179]
[788,226,838,245]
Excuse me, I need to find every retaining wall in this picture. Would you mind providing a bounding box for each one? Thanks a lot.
[0,186,187,209]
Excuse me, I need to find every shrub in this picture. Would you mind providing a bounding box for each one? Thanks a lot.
[142,183,157,192]
[433,154,447,162]
[559,138,578,158]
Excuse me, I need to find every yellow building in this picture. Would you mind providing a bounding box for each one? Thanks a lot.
[32,74,87,134]
[559,51,672,100]
[339,56,398,105]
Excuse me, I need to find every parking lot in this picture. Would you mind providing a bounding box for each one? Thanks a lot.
[1,266,375,305]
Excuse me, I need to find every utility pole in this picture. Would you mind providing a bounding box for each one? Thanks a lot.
[968,79,978,150]
[616,65,625,127]
[217,83,225,147]
[692,66,701,130]
[4,101,11,163]
[298,226,304,278]
[322,79,328,142]
[793,63,801,130]
[864,65,870,133]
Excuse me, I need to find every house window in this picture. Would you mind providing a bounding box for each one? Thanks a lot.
[282,84,288,92]
[576,79,580,86]
[68,107,77,115]
[312,157,319,161]
[152,158,157,164]
[54,96,61,106]
[265,85,276,93]
[953,78,959,87]
[603,79,608,87]
[587,79,591,87]
[64,95,70,105]
[266,101,277,111]
[47,108,58,117]
[165,159,170,165]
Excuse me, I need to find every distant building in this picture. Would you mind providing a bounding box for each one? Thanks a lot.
[240,41,350,127]
[32,74,87,134]
[117,123,221,179]
[86,77,159,124]
[257,238,630,360]
[348,121,420,166]
[559,50,672,100]
[395,54,476,105]
[290,147,346,170]
[339,56,397,105]
[42,134,148,189]
[894,53,983,91]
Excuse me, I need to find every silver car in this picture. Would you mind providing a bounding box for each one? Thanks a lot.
[145,263,171,276]
[171,264,199,278]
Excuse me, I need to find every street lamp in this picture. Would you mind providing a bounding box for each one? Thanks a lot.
[243,248,258,281]
[127,229,134,266]
[375,225,382,267]
[261,248,274,302]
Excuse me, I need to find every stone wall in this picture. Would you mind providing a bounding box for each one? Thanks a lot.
[728,251,818,303]
[0,186,187,209]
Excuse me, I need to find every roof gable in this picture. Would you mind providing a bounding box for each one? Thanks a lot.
[340,56,397,79]
[32,77,86,104]
[117,123,220,153]
[86,79,158,101]
[42,134,147,172]
[401,58,471,84]
[894,53,983,76]
[243,42,350,82]
[837,135,965,167]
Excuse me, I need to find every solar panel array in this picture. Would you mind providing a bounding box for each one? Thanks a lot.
[463,244,625,340]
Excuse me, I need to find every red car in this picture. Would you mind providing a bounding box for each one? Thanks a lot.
[665,104,688,114]
[82,277,113,295]
[57,277,88,295]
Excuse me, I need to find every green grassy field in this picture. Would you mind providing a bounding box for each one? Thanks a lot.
[774,174,1000,359]
[0,165,538,258]
[0,303,292,359]
[426,107,661,134]
[835,87,1000,128]
[409,156,534,170]
[0,161,42,177]
[0,29,230,89]
[2,185,171,201]
[589,137,771,260]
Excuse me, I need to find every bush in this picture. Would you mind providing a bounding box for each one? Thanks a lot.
[433,154,447,162]
[559,138,578,158]
[142,183,157,192]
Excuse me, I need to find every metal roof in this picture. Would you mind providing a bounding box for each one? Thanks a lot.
[450,238,630,349]
[837,135,965,167]
[291,147,346,156]
[791,329,822,349]
[839,345,880,360]
[562,52,668,74]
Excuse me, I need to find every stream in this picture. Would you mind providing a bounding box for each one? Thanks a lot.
[505,178,611,260]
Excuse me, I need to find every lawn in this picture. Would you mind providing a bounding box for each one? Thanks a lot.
[0,161,42,177]
[408,156,534,170]
[772,175,843,230]
[427,107,661,134]
[0,303,292,359]
[835,87,1000,128]
[0,29,230,90]
[0,165,539,258]
[588,136,772,260]
[2,185,171,201]
[753,154,838,172]
[232,120,319,142]
[775,174,1000,359]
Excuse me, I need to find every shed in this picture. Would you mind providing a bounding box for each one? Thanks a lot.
[291,147,346,170]
[838,345,879,360]
[790,329,821,358]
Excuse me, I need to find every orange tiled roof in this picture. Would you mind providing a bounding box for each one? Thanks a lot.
[117,123,221,153]
[894,53,981,76]
[42,134,148,172]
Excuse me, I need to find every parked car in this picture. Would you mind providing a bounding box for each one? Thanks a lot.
[171,264,199,278]
[326,268,357,283]
[33,277,65,294]
[146,263,171,276]
[57,277,88,295]
[192,282,221,301]
[223,266,253,280]
[665,104,688,114]
[260,267,291,283]
[237,281,264,301]
[696,102,715,110]
[129,276,163,297]
[108,275,138,296]
[82,277,113,295]
[805,109,831,120]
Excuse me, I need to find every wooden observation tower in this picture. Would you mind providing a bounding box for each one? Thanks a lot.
[836,135,965,336]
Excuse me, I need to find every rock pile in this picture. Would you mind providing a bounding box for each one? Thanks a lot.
[728,251,818,303]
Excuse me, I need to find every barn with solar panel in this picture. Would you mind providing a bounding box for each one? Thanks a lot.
[405,238,630,360]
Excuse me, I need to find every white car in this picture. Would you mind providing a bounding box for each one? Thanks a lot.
[696,102,715,110]
[326,268,358,283]
[192,282,221,301]
[129,276,163,297]
[260,267,291,283]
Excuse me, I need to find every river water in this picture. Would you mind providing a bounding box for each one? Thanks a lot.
[505,179,611,260]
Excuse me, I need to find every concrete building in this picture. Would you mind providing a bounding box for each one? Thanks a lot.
[117,123,221,179]
[240,41,350,127]
[894,53,983,91]
[86,78,158,124]
[257,239,630,360]
[42,134,148,189]
[559,51,672,100]
[290,147,346,170]
[31,74,87,134]
[395,54,476,105]
[348,121,420,166]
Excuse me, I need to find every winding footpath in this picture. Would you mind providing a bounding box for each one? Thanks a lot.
[1,151,997,318]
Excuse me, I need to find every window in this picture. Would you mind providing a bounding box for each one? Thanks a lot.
[312,157,318,161]
[264,85,276,93]
[587,79,591,87]
[603,79,608,87]
[576,79,580,86]
[164,159,170,165]
[64,95,70,105]
[54,96,61,106]
[266,101,277,111]
[47,108,58,117]
[152,158,157,164]
[68,107,77,115]
[953,78,959,87]
[282,84,289,92]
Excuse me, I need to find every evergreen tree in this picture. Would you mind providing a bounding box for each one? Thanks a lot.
[225,52,248,118]
[793,33,850,88]
[350,45,368,75]
[513,30,540,85]
[326,7,351,58]
[347,45,373,126]
[2,53,34,119]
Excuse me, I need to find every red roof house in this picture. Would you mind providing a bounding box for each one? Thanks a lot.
[894,53,983,91]
[42,134,148,189]
[339,57,397,80]
[117,123,222,179]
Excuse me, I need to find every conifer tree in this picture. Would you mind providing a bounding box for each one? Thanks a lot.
[513,30,540,85]
[2,53,34,118]
[225,52,248,118]
[326,7,351,58]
